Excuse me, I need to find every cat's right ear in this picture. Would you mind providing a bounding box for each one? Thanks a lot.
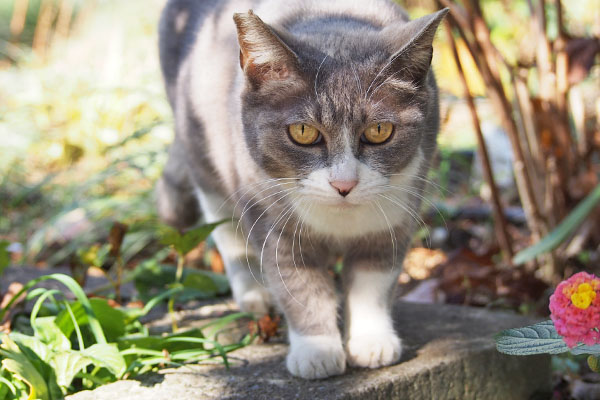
[233,10,301,88]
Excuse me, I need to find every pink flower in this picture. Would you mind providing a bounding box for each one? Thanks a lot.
[549,271,600,347]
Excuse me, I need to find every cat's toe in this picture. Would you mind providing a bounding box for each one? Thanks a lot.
[235,286,271,315]
[346,332,402,368]
[286,334,346,379]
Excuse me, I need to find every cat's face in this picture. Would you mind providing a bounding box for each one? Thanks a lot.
[234,9,446,237]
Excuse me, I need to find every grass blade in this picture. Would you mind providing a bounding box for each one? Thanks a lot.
[513,183,600,265]
[0,274,107,345]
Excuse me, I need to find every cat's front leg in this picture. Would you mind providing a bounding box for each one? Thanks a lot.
[343,257,403,369]
[262,252,345,379]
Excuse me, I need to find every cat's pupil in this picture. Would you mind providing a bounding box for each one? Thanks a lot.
[377,124,381,134]
[301,125,305,135]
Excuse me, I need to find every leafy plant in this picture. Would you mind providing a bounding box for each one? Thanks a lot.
[496,320,600,373]
[496,271,600,373]
[0,272,253,399]
[513,183,600,265]
[156,219,228,332]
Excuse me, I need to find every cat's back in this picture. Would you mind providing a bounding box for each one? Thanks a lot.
[158,0,235,104]
[159,0,409,86]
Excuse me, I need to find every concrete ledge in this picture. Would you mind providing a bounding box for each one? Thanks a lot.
[67,302,550,400]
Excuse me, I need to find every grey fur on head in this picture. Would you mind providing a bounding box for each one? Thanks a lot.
[157,0,447,379]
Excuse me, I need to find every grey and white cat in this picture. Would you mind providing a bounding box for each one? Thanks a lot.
[156,0,447,379]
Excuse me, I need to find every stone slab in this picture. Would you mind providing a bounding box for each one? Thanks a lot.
[67,301,550,400]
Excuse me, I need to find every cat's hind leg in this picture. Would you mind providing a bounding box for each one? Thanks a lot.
[197,190,271,315]
[156,141,201,230]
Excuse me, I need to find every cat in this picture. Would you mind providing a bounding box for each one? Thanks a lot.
[156,0,447,379]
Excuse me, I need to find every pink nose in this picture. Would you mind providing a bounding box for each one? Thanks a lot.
[330,180,358,197]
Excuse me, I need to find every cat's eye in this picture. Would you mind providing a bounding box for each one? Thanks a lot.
[361,122,394,144]
[288,124,321,145]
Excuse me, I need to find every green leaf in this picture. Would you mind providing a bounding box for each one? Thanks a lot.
[496,320,600,356]
[588,355,600,373]
[496,320,570,355]
[117,328,205,354]
[77,244,110,268]
[573,344,600,356]
[134,263,228,302]
[200,271,230,295]
[513,183,600,264]
[159,220,228,256]
[31,317,71,352]
[49,351,92,390]
[181,274,218,296]
[0,241,9,276]
[82,344,126,378]
[8,333,51,363]
[87,299,126,342]
[0,335,60,400]
[0,274,107,345]
[56,298,126,344]
[0,375,17,398]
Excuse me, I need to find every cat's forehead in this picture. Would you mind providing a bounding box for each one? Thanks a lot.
[302,60,408,129]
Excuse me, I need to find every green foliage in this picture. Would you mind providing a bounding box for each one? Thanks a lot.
[0,335,62,400]
[496,320,600,356]
[0,241,9,275]
[55,299,126,343]
[0,273,252,399]
[77,245,110,269]
[133,262,229,303]
[588,355,600,373]
[513,183,600,265]
[158,220,229,257]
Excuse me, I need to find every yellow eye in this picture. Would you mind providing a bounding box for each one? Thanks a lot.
[288,124,320,145]
[362,122,394,144]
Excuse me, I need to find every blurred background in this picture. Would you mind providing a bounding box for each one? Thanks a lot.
[0,0,599,392]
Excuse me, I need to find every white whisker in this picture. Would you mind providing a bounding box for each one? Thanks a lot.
[298,202,313,271]
[236,186,296,237]
[275,201,305,307]
[373,199,398,270]
[260,199,297,281]
[243,190,295,286]
[314,54,328,98]
[378,193,431,248]
[383,183,448,232]
[291,199,306,282]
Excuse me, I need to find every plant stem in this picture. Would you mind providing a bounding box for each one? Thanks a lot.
[444,22,514,262]
[175,252,184,283]
[168,296,177,333]
[169,252,185,333]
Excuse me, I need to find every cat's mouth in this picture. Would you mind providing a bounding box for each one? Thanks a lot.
[311,196,364,210]
[330,200,359,209]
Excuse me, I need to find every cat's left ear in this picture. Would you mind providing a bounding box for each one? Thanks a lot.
[233,10,301,88]
[381,8,449,85]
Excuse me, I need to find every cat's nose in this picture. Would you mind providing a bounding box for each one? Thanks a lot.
[330,180,357,197]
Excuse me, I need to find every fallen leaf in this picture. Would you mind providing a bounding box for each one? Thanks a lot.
[126,300,144,309]
[210,250,225,274]
[403,248,448,280]
[249,314,280,342]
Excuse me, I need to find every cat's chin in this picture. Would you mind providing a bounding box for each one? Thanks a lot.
[297,200,406,239]
[326,200,361,210]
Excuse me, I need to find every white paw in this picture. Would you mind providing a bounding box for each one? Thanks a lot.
[286,334,346,379]
[234,286,271,315]
[346,332,402,368]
